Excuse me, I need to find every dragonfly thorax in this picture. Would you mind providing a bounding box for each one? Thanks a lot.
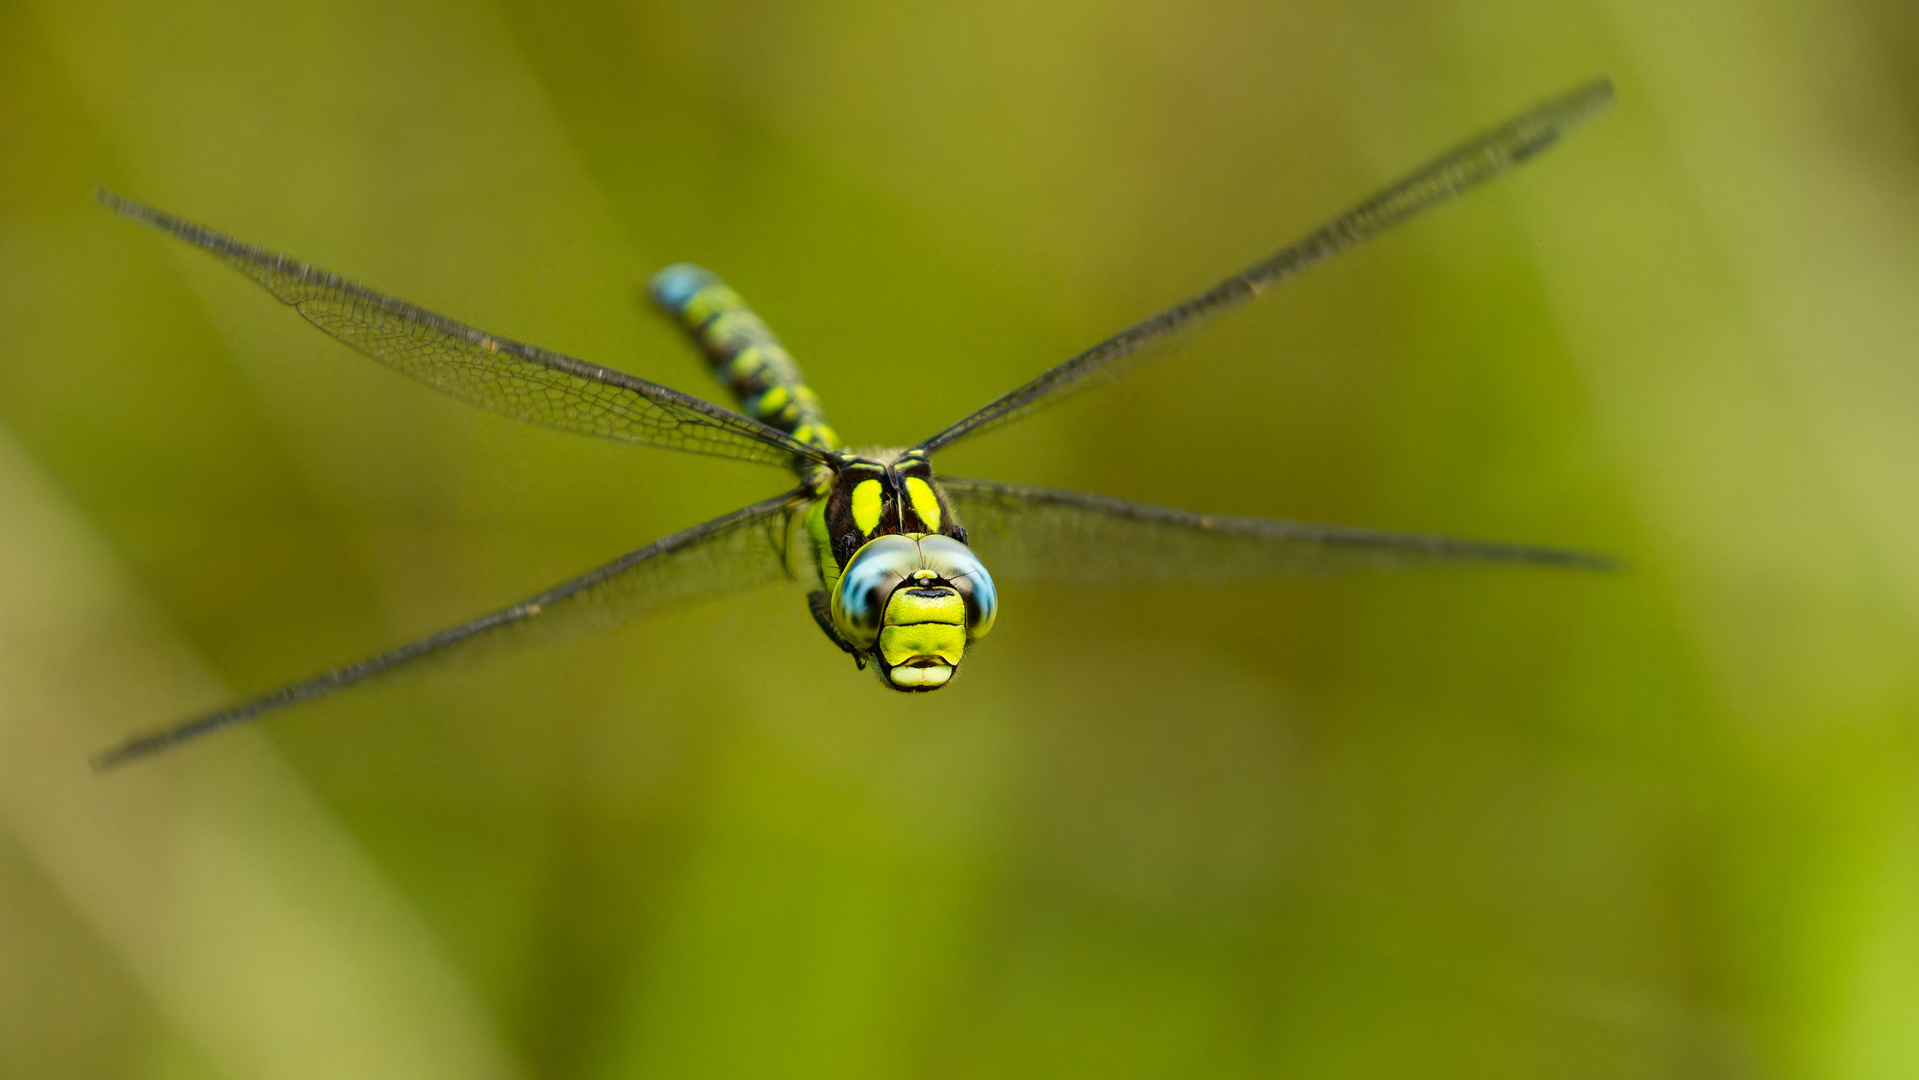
[814,448,965,563]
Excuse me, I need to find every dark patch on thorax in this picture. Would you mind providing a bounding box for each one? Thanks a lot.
[822,450,966,565]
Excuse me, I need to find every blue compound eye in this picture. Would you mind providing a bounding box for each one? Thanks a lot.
[831,535,921,650]
[915,534,997,640]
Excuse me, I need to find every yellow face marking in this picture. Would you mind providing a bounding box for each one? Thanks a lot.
[879,623,965,667]
[850,479,884,536]
[884,587,964,627]
[904,476,942,532]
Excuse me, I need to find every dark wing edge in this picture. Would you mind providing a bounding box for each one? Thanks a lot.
[914,78,1616,455]
[940,475,1621,584]
[97,190,832,471]
[92,490,808,771]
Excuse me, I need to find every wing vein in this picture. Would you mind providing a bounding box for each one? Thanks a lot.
[99,191,831,470]
[940,476,1620,582]
[915,78,1615,453]
[92,491,806,769]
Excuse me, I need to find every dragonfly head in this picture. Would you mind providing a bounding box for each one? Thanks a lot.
[830,533,997,691]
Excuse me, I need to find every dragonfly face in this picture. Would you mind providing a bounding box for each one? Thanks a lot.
[830,533,997,690]
[90,79,1620,767]
[806,448,997,689]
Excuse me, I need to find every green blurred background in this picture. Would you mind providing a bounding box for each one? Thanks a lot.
[3,0,1918,1077]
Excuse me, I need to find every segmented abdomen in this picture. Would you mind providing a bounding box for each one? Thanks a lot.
[648,264,842,450]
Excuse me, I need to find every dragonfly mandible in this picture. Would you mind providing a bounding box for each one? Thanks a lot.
[92,78,1618,768]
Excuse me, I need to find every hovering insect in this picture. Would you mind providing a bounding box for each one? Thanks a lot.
[92,79,1617,768]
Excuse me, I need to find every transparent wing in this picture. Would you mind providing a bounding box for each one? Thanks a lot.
[915,79,1615,454]
[940,476,1618,584]
[100,192,833,470]
[94,492,807,769]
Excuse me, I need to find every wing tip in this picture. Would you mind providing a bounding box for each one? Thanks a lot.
[90,747,138,773]
[1574,75,1617,105]
[94,187,228,255]
[1528,547,1628,573]
[89,730,174,772]
[1564,75,1619,128]
[95,185,150,222]
[88,707,248,772]
[1454,534,1624,572]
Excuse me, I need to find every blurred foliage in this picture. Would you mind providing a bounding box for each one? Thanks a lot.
[3,0,1919,1078]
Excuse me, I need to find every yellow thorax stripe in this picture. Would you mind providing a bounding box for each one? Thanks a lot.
[904,476,942,531]
[850,479,884,536]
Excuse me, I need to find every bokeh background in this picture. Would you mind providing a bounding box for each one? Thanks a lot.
[3,0,1918,1077]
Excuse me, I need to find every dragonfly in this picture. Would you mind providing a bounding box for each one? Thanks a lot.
[93,78,1617,769]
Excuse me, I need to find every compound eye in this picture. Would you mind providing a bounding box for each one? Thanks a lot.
[916,534,998,639]
[831,535,920,650]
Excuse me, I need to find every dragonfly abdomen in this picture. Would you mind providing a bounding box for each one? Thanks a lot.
[649,264,842,450]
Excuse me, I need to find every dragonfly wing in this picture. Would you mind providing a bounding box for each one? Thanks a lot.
[940,476,1618,584]
[100,192,832,470]
[915,79,1615,454]
[94,491,807,769]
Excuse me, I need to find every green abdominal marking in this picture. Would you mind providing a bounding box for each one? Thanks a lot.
[649,264,842,450]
